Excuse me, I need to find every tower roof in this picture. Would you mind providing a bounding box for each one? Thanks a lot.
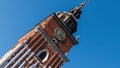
[56,1,88,34]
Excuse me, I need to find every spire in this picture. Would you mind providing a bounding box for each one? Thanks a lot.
[70,0,88,19]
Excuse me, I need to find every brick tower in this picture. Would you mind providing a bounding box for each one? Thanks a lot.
[0,1,86,68]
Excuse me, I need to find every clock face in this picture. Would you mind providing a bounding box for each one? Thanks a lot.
[54,28,66,41]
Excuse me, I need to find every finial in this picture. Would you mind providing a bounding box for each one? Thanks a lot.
[69,0,89,19]
[80,0,89,9]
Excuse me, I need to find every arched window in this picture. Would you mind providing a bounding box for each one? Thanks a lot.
[37,49,49,63]
[38,51,47,60]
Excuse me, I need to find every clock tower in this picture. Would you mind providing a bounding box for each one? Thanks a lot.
[0,1,86,68]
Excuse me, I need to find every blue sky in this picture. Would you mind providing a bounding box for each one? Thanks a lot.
[0,0,120,68]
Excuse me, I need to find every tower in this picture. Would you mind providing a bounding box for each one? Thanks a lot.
[0,1,86,68]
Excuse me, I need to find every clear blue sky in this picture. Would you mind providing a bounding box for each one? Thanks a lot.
[0,0,120,68]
